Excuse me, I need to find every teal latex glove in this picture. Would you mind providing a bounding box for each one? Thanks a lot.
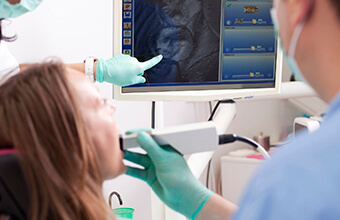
[96,54,163,86]
[124,131,213,219]
[125,128,152,135]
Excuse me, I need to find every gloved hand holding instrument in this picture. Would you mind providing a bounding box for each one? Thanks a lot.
[123,131,213,220]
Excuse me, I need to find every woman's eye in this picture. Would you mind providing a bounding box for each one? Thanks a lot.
[99,98,116,113]
[101,99,108,106]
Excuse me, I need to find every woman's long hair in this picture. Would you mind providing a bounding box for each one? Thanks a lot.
[0,62,115,220]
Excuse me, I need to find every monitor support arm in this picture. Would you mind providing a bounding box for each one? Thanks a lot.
[187,100,236,178]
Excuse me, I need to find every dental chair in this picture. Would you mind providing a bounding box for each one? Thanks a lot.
[0,149,29,220]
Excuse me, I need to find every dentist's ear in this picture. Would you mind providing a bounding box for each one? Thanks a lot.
[287,0,314,26]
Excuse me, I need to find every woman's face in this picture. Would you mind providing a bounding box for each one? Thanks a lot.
[156,27,193,61]
[156,27,179,60]
[67,68,126,180]
[162,0,201,26]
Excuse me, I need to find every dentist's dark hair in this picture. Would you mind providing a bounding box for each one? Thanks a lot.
[329,0,340,19]
[0,62,116,220]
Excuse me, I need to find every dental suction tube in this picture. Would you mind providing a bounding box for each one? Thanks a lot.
[219,134,271,160]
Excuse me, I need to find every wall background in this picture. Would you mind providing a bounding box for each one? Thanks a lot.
[5,0,302,219]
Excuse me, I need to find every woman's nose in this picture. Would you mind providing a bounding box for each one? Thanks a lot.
[106,99,117,114]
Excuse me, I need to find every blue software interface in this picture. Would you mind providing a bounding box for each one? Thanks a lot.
[121,0,276,92]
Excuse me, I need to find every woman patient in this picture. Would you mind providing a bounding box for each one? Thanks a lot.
[0,62,125,219]
[0,61,235,220]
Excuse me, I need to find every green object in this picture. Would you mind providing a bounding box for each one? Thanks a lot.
[125,128,152,135]
[96,54,163,86]
[124,131,213,220]
[0,0,42,19]
[227,3,232,7]
[113,208,134,219]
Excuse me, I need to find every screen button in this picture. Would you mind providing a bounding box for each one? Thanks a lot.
[123,49,132,55]
[123,30,132,37]
[123,39,131,45]
[124,3,132,10]
[123,22,132,29]
[124,11,132,19]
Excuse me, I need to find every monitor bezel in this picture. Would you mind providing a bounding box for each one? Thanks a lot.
[112,0,282,102]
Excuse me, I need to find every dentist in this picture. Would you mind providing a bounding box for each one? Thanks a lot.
[124,0,340,219]
[0,0,162,86]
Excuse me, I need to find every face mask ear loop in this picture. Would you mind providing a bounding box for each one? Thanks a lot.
[288,17,307,58]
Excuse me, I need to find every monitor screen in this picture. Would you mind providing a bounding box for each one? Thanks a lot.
[113,0,282,101]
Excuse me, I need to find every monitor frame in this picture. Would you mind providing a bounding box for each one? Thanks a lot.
[112,0,283,102]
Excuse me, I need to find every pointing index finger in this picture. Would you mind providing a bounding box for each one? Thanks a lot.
[140,55,163,71]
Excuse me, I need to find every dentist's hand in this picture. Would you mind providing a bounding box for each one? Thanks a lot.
[124,131,213,219]
[96,54,163,86]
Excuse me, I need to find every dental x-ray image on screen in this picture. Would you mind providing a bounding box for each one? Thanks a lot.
[119,0,280,99]
[130,0,220,83]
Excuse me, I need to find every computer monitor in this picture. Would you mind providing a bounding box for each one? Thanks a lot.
[113,0,282,101]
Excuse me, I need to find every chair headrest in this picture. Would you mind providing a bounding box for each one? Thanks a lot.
[0,150,29,220]
[0,149,18,156]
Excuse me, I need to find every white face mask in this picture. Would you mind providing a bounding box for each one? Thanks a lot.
[270,1,307,82]
[0,0,42,19]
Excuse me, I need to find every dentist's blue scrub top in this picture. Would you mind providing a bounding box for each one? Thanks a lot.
[232,93,340,220]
